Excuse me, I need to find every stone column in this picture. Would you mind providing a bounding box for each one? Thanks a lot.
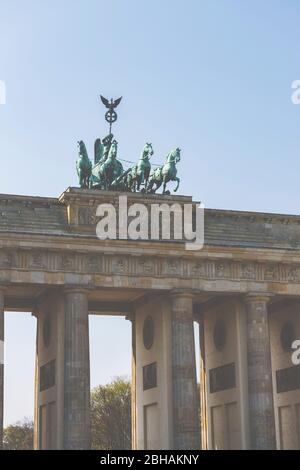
[170,290,199,449]
[131,314,137,450]
[126,312,137,450]
[245,293,276,450]
[33,312,39,450]
[195,311,207,450]
[0,288,4,450]
[64,288,90,449]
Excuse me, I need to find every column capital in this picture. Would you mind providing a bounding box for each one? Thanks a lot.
[244,292,274,305]
[169,288,195,300]
[64,286,91,296]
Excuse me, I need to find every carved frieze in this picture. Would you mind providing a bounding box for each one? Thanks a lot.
[86,255,103,273]
[0,251,15,268]
[241,263,256,280]
[30,252,46,269]
[0,248,299,286]
[112,257,128,274]
[138,259,155,276]
[191,262,206,277]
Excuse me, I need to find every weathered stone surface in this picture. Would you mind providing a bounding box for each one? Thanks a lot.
[0,288,4,450]
[64,289,90,450]
[1,188,299,450]
[1,188,300,250]
[1,189,300,301]
[170,290,199,449]
[245,294,276,450]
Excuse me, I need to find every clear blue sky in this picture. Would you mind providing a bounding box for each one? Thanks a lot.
[1,0,300,424]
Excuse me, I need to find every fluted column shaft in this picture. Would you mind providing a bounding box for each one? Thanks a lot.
[245,294,276,450]
[170,290,199,449]
[0,289,4,450]
[64,289,90,449]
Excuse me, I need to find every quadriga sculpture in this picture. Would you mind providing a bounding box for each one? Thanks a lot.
[76,138,181,195]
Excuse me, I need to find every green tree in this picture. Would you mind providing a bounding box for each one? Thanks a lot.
[3,418,34,450]
[91,377,131,450]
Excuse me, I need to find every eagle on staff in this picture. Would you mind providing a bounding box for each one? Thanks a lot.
[100,95,122,134]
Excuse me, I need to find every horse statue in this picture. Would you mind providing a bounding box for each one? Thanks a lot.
[76,140,92,188]
[126,143,153,192]
[147,147,181,195]
[92,140,124,190]
[76,133,182,195]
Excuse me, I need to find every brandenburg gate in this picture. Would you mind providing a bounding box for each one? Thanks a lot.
[0,98,300,450]
[0,188,300,450]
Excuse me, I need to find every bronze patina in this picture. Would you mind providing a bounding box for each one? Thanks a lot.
[76,96,181,194]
